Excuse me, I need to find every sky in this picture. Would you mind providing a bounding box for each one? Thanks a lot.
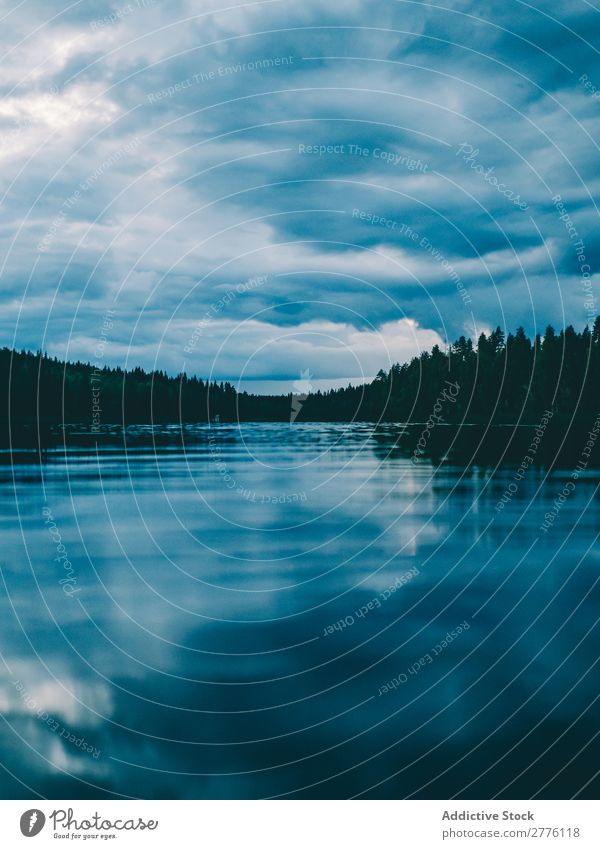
[1,0,600,391]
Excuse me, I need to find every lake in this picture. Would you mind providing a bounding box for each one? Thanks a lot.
[0,423,598,799]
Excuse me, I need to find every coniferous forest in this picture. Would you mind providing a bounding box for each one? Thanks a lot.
[1,318,599,455]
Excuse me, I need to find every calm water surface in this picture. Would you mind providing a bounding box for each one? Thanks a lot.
[0,424,598,798]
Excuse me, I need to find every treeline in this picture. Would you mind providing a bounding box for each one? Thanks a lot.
[1,318,599,437]
[0,349,238,426]
[290,318,600,425]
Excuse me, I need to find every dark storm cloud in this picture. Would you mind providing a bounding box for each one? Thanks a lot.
[1,0,599,381]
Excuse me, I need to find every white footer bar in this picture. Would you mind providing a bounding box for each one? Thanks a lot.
[0,800,597,848]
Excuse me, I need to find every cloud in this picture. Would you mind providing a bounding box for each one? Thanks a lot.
[60,314,443,390]
[2,0,599,382]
